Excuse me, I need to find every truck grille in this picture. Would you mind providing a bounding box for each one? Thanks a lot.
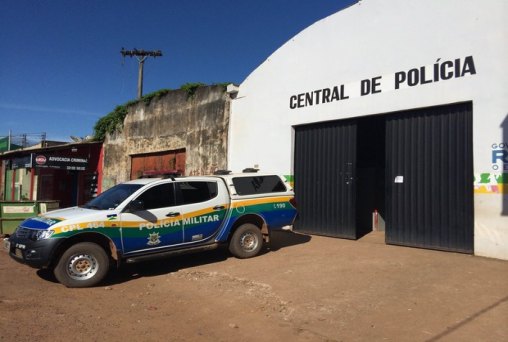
[14,227,30,239]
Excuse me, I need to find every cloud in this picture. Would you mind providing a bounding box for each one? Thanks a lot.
[0,103,101,117]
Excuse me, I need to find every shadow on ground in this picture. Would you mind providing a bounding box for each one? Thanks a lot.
[36,268,58,284]
[37,230,311,287]
[266,230,312,251]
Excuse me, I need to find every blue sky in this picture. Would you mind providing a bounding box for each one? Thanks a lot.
[0,0,356,142]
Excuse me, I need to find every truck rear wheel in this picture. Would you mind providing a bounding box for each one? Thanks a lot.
[229,223,263,259]
[54,242,109,288]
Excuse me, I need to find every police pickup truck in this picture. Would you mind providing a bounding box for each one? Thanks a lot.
[5,172,297,287]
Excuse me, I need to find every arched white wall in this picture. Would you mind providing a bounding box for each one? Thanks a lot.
[228,0,508,259]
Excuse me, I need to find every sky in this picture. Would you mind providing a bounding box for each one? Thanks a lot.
[0,0,357,143]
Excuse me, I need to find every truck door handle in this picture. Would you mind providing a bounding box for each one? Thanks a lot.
[213,205,225,210]
[166,212,180,217]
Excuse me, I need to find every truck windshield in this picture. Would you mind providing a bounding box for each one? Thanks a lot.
[82,184,144,210]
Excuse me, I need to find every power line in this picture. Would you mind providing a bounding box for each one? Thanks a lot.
[1,131,46,151]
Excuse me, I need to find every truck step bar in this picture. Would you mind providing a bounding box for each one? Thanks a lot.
[124,243,220,264]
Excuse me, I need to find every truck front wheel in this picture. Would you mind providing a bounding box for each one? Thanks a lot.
[54,242,110,288]
[229,223,263,259]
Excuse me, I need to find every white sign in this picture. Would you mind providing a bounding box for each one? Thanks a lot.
[394,176,404,184]
[2,206,35,214]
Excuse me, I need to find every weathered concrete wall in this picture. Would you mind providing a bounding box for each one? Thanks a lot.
[102,85,230,189]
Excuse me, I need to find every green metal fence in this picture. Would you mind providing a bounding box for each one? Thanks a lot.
[0,201,59,235]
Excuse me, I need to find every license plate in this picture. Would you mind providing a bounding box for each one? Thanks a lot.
[14,248,23,259]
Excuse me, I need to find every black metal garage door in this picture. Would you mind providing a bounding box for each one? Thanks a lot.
[385,102,474,253]
[294,119,357,239]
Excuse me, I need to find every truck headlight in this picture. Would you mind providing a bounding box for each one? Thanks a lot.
[31,230,54,241]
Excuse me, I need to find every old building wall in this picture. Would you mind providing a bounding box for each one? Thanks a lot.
[102,85,230,189]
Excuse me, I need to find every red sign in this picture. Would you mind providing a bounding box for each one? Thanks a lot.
[35,155,47,165]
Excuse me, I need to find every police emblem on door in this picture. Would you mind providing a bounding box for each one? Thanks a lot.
[147,232,161,246]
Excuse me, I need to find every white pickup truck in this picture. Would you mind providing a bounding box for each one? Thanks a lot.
[6,172,297,287]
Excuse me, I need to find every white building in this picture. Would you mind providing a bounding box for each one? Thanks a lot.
[228,0,508,260]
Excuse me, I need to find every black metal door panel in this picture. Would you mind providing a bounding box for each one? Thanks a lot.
[385,102,474,253]
[294,120,357,239]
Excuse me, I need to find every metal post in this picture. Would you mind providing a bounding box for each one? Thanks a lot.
[137,57,146,99]
[120,48,162,99]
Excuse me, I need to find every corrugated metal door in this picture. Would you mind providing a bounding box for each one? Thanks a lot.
[130,149,186,179]
[294,119,357,239]
[385,102,473,253]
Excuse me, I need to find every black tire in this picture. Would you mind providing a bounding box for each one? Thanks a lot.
[229,223,263,259]
[54,242,110,288]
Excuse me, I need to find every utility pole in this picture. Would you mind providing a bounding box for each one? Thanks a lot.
[121,48,163,99]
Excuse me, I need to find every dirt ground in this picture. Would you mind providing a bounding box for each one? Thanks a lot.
[1,230,507,342]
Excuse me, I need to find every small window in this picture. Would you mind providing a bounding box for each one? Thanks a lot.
[232,176,287,195]
[137,183,175,210]
[178,182,218,204]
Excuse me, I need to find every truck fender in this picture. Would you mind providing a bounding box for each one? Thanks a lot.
[230,214,270,243]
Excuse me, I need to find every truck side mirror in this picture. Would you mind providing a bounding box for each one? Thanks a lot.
[125,199,144,213]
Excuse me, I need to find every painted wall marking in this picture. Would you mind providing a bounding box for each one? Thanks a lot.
[289,55,476,109]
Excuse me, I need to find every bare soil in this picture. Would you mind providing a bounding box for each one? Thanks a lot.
[1,230,507,341]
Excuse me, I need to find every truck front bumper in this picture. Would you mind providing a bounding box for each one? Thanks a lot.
[5,235,61,269]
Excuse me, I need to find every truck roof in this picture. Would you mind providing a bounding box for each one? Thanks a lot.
[123,173,286,184]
